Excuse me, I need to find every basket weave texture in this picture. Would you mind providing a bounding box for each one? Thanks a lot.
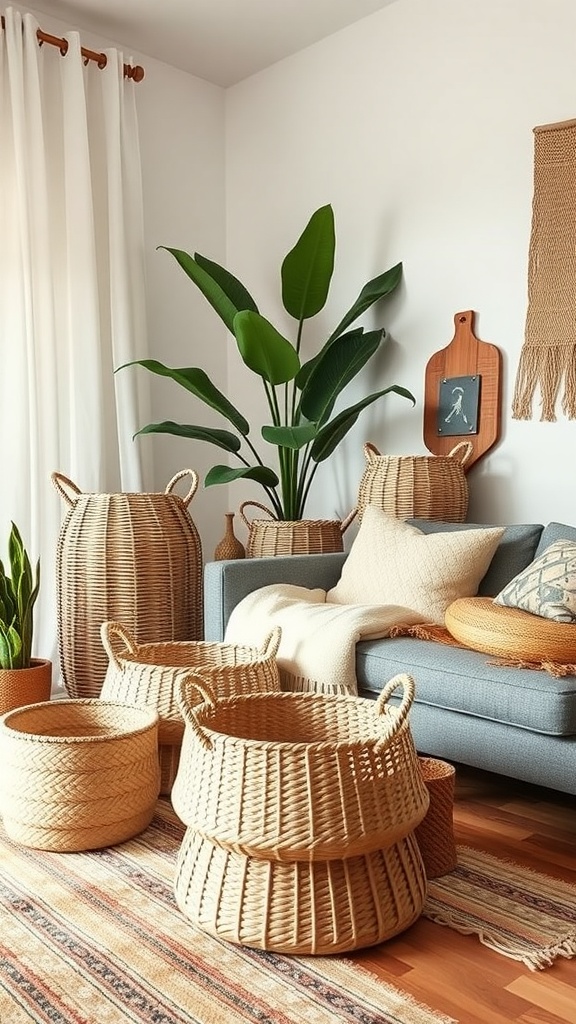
[239,501,355,557]
[445,596,576,662]
[52,470,203,700]
[173,674,428,953]
[415,757,457,879]
[356,441,472,522]
[0,699,160,851]
[100,622,281,794]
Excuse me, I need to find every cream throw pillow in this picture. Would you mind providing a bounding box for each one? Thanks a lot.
[327,508,504,625]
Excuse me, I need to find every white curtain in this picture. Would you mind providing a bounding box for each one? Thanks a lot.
[0,7,151,674]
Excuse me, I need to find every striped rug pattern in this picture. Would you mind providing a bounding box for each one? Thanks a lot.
[0,799,453,1024]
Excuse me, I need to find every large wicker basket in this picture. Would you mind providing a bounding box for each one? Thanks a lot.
[239,501,356,557]
[356,441,473,522]
[0,699,160,851]
[100,621,281,795]
[52,469,203,699]
[173,675,429,859]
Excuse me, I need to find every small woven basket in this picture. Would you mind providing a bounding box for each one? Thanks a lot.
[415,757,457,878]
[173,674,429,859]
[0,699,160,851]
[100,622,281,794]
[239,501,356,557]
[356,441,473,522]
[174,826,426,954]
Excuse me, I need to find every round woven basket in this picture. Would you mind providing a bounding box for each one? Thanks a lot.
[356,441,473,522]
[173,674,429,860]
[100,621,281,795]
[445,596,576,662]
[414,757,457,878]
[52,469,203,699]
[174,826,426,954]
[238,501,356,557]
[0,699,160,851]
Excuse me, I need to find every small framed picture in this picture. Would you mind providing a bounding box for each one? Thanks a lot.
[437,375,480,436]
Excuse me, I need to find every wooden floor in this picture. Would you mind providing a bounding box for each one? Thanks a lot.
[347,763,576,1024]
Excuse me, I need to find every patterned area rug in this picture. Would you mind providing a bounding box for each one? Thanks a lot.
[425,846,576,971]
[0,799,453,1024]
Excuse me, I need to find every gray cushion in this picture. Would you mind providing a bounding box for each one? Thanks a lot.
[408,520,543,595]
[535,521,576,557]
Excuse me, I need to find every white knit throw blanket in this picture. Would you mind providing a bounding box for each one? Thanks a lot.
[224,584,425,695]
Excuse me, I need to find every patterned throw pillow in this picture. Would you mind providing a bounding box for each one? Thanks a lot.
[326,507,504,625]
[494,539,576,622]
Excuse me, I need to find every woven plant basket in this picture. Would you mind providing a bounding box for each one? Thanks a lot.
[356,441,473,522]
[174,826,426,954]
[238,501,357,557]
[415,757,457,879]
[173,674,429,859]
[0,699,160,851]
[52,469,203,700]
[100,621,282,795]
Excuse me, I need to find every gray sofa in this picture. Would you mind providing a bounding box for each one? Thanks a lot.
[204,518,576,796]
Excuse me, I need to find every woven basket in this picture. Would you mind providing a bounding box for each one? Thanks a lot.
[239,501,356,557]
[0,699,160,851]
[415,757,457,879]
[174,826,426,954]
[173,674,429,860]
[52,469,203,699]
[100,621,281,795]
[356,441,473,522]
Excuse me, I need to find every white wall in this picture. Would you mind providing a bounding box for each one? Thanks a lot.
[225,0,576,533]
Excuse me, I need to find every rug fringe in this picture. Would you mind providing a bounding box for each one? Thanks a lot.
[423,910,576,971]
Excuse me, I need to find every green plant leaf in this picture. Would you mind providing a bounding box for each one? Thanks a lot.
[262,423,318,449]
[327,262,403,342]
[300,329,384,425]
[281,205,335,320]
[194,253,258,315]
[136,422,242,453]
[120,360,250,435]
[310,385,415,462]
[233,311,300,384]
[295,328,365,392]
[159,248,239,333]
[205,464,279,487]
[0,621,22,670]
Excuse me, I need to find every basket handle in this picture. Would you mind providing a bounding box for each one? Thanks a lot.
[165,469,199,508]
[260,626,282,659]
[374,673,415,741]
[176,673,216,750]
[51,472,82,507]
[239,500,276,529]
[340,508,358,534]
[363,442,382,463]
[100,621,138,668]
[447,440,474,467]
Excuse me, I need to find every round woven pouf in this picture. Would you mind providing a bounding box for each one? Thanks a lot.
[0,699,160,851]
[414,757,457,878]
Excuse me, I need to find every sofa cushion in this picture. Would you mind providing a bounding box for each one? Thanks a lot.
[327,508,504,624]
[494,539,576,622]
[355,636,576,735]
[535,522,576,557]
[408,520,544,595]
[445,596,576,661]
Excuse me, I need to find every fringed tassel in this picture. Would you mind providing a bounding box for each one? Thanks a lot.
[510,343,576,421]
[279,671,355,696]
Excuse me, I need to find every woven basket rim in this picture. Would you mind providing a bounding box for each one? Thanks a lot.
[0,698,159,743]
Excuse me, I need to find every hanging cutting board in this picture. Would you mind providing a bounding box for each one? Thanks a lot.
[423,310,502,471]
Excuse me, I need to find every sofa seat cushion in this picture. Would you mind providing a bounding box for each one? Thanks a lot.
[355,636,576,735]
[445,596,576,662]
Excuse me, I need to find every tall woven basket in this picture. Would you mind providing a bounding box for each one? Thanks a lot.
[52,469,203,700]
[356,441,473,523]
[239,501,356,557]
[172,674,429,953]
[100,621,281,795]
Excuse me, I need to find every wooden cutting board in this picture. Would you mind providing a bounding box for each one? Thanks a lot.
[423,310,502,471]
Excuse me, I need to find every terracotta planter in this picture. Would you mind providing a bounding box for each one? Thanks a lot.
[0,659,53,716]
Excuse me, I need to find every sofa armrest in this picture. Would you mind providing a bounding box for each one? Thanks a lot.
[204,552,347,640]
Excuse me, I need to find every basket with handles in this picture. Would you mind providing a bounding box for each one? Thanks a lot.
[356,441,473,523]
[100,621,282,794]
[52,469,203,700]
[238,501,357,557]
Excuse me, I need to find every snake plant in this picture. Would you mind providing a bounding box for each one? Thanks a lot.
[0,523,40,669]
[122,204,415,521]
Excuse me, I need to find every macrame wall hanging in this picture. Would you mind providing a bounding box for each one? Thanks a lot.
[512,118,576,421]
